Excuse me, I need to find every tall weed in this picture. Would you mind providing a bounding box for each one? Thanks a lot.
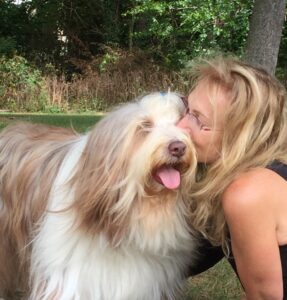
[46,49,190,112]
[0,51,191,112]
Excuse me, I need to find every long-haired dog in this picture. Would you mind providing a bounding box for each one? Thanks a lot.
[0,92,197,300]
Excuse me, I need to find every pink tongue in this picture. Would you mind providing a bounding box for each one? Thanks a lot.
[156,167,181,190]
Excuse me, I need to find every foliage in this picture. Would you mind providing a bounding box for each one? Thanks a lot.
[1,0,286,73]
[0,50,191,112]
[0,0,255,70]
[45,49,191,112]
[277,18,287,85]
[0,0,134,70]
[0,0,286,112]
[0,0,30,55]
[0,37,17,56]
[0,56,48,111]
[120,0,253,68]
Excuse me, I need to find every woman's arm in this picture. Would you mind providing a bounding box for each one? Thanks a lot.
[222,169,283,300]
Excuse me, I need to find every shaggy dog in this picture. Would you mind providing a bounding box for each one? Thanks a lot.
[0,93,197,300]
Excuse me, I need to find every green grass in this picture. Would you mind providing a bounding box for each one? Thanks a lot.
[184,259,243,299]
[0,113,103,132]
[0,113,244,299]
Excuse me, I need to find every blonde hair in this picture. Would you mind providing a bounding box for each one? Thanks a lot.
[188,56,287,248]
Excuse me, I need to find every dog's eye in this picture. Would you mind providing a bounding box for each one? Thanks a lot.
[141,120,153,129]
[137,119,153,134]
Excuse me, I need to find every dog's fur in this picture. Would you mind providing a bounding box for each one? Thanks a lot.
[0,93,197,300]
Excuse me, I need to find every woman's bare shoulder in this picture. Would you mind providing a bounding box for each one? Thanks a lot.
[221,167,287,216]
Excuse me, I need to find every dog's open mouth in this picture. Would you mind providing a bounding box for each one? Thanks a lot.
[152,165,181,190]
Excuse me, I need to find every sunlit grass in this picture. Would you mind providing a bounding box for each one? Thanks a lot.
[184,259,243,299]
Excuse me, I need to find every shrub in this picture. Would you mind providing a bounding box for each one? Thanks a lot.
[0,51,192,112]
[0,55,48,111]
[57,48,190,111]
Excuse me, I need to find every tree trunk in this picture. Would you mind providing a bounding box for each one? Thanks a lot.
[245,0,286,74]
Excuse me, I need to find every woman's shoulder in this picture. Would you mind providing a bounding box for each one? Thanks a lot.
[221,167,287,216]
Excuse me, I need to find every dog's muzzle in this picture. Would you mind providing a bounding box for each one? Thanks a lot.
[152,140,190,190]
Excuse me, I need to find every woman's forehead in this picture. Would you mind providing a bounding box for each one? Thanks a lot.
[189,79,230,103]
[188,80,230,122]
[188,80,211,103]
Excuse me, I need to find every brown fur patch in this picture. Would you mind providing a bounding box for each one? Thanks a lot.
[0,122,77,298]
[69,118,140,244]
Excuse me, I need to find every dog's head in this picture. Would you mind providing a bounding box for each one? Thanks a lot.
[127,92,196,193]
[72,92,196,242]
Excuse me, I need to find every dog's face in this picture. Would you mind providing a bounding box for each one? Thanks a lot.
[80,92,197,196]
[128,93,197,194]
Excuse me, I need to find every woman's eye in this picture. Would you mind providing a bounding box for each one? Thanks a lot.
[189,111,201,126]
[196,117,211,131]
[200,124,211,131]
[194,115,204,129]
[187,110,211,131]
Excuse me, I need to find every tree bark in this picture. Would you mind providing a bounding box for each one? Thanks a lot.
[245,0,286,74]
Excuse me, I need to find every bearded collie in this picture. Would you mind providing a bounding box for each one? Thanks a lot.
[0,92,197,300]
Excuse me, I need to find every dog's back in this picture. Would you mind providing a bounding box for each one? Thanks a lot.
[0,122,77,298]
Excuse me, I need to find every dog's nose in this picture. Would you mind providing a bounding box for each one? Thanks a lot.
[168,141,186,158]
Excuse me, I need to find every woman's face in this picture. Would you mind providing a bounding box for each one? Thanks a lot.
[177,79,229,163]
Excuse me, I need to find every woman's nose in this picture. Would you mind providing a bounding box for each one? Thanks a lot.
[176,115,188,129]
[176,115,192,137]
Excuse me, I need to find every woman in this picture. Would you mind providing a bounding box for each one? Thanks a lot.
[177,56,287,300]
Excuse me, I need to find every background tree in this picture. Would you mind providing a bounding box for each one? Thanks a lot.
[126,0,252,68]
[245,0,286,74]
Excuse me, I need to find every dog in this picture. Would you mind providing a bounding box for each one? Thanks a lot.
[0,92,197,300]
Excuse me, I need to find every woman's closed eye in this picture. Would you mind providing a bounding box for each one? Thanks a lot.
[185,108,211,131]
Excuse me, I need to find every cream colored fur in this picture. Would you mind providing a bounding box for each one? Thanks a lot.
[0,92,197,300]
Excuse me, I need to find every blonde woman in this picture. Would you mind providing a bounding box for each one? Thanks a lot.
[178,57,287,299]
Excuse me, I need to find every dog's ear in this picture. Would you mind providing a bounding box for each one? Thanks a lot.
[70,104,142,245]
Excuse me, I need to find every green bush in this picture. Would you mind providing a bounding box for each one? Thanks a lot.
[0,55,48,111]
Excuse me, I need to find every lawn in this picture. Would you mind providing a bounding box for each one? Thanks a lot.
[0,113,244,299]
[184,259,243,299]
[0,113,103,132]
